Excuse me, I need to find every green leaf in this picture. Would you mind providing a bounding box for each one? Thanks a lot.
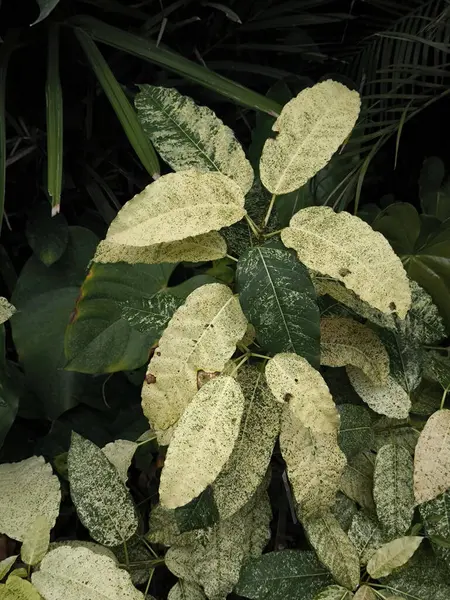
[0,576,41,600]
[148,504,180,547]
[314,585,354,600]
[0,556,17,581]
[424,352,450,390]
[276,185,315,227]
[0,327,20,449]
[302,513,360,590]
[235,550,334,600]
[237,244,320,367]
[376,327,423,394]
[65,261,179,374]
[367,536,423,578]
[175,487,219,533]
[340,452,376,514]
[374,444,414,537]
[21,516,51,566]
[338,405,374,458]
[68,432,138,546]
[75,29,159,179]
[331,493,358,533]
[419,157,450,222]
[348,511,389,566]
[71,16,282,116]
[373,203,450,331]
[420,489,450,567]
[26,206,68,266]
[135,85,253,195]
[31,0,60,25]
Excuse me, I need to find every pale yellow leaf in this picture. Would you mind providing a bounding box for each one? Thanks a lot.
[0,457,61,542]
[106,170,246,247]
[159,375,245,509]
[414,409,450,504]
[265,353,340,434]
[0,576,41,600]
[281,207,411,318]
[315,586,354,600]
[168,581,206,600]
[32,546,143,600]
[0,557,18,581]
[346,367,411,419]
[94,232,227,265]
[47,541,117,562]
[280,406,346,518]
[0,298,15,325]
[102,439,138,483]
[353,586,376,600]
[260,80,360,194]
[320,317,390,385]
[141,283,247,440]
[21,516,51,566]
[366,536,423,579]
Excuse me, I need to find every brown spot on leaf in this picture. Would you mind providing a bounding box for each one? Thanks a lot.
[284,393,293,403]
[145,373,156,385]
[389,301,397,311]
[197,370,220,390]
[68,308,78,324]
[339,268,351,277]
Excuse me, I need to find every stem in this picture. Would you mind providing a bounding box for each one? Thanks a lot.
[123,540,130,569]
[262,229,283,239]
[441,385,450,410]
[263,193,277,228]
[137,434,157,446]
[230,354,250,377]
[144,568,155,600]
[226,253,238,262]
[250,353,271,360]
[245,214,260,237]
[139,535,159,559]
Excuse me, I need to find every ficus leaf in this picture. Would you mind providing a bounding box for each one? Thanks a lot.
[353,586,376,600]
[106,170,246,247]
[366,536,423,578]
[314,585,354,599]
[420,489,450,567]
[135,85,254,195]
[102,439,138,483]
[0,556,18,581]
[0,457,61,542]
[168,581,206,600]
[348,511,388,566]
[376,327,422,394]
[260,80,360,195]
[281,207,411,318]
[302,512,360,590]
[332,493,358,533]
[337,405,374,458]
[340,452,376,514]
[320,317,389,385]
[0,298,15,325]
[414,409,450,504]
[68,433,138,546]
[148,504,180,547]
[141,283,247,441]
[159,376,245,509]
[0,576,41,600]
[20,516,51,567]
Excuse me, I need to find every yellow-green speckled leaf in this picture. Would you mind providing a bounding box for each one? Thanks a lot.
[346,367,411,419]
[0,577,41,600]
[0,457,61,542]
[135,86,254,195]
[102,439,138,483]
[148,503,180,547]
[106,170,245,247]
[315,586,354,600]
[414,409,450,504]
[159,376,245,509]
[366,536,423,579]
[302,512,360,590]
[0,298,15,325]
[94,232,227,265]
[320,317,390,385]
[260,80,360,195]
[340,453,376,514]
[212,366,281,519]
[32,546,143,600]
[281,207,411,318]
[353,586,376,600]
[265,353,340,434]
[20,516,51,566]
[0,557,18,581]
[141,283,247,441]
[168,581,206,600]
[280,406,346,518]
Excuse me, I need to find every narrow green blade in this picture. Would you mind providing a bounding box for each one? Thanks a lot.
[75,28,160,180]
[46,24,63,215]
[71,16,282,116]
[0,63,7,233]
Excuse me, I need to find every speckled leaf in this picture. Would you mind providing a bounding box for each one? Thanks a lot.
[347,367,411,419]
[32,546,143,600]
[102,439,137,483]
[175,487,219,533]
[353,586,375,600]
[0,298,15,325]
[142,283,247,441]
[0,576,41,600]
[424,352,450,390]
[135,86,253,195]
[302,512,360,590]
[372,427,419,455]
[314,585,354,600]
[266,353,340,434]
[260,80,360,195]
[68,433,138,546]
[367,536,423,578]
[236,245,320,367]
[106,170,245,247]
[212,366,281,519]
[373,444,414,536]
[94,232,227,265]
[331,493,358,533]
[405,281,445,344]
[414,409,450,504]
[0,557,18,581]
[376,327,422,394]
[320,317,389,385]
[235,550,333,600]
[280,406,346,518]
[420,489,450,566]
[340,452,375,513]
[348,511,388,566]
[159,376,245,509]
[0,457,61,542]
[147,504,180,547]
[338,405,374,458]
[47,540,117,562]
[21,516,51,566]
[168,581,206,600]
[166,490,271,600]
[282,207,411,318]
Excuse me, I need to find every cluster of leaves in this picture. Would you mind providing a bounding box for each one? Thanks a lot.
[1,71,450,600]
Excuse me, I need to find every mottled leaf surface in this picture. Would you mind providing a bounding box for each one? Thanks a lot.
[0,298,15,325]
[338,405,374,458]
[348,511,388,566]
[340,452,375,513]
[102,439,137,483]
[21,516,51,566]
[367,536,422,578]
[314,585,354,599]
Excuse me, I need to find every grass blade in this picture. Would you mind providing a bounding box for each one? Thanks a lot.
[46,23,63,216]
[74,27,160,180]
[394,100,412,169]
[70,16,282,116]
